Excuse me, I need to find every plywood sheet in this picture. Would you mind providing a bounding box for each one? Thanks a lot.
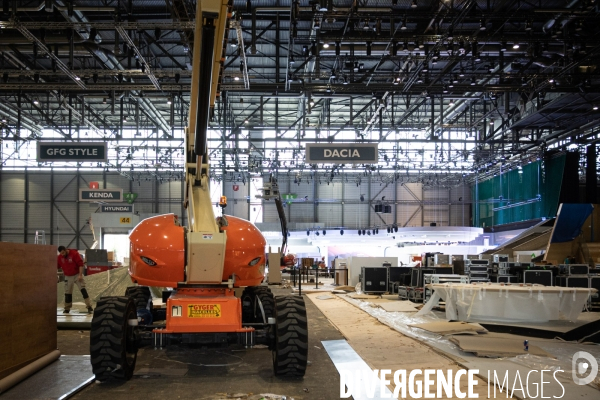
[377,301,421,312]
[409,321,488,335]
[0,242,57,379]
[449,334,554,358]
[348,293,380,299]
[306,293,497,398]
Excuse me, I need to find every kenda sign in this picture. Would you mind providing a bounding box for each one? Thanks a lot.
[340,352,600,400]
[79,189,123,202]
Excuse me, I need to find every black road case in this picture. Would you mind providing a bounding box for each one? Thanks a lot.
[523,270,553,286]
[361,267,388,293]
[556,276,590,288]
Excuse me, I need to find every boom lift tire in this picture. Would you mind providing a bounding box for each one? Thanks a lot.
[90,296,139,381]
[241,286,275,324]
[125,286,152,310]
[272,295,308,377]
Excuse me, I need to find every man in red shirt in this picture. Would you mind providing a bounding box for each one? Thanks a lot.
[57,246,93,314]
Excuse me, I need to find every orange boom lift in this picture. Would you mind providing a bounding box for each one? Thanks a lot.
[89,0,307,381]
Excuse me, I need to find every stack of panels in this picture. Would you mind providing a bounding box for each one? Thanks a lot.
[466,260,490,283]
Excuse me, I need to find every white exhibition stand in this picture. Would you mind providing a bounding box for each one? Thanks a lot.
[417,283,597,322]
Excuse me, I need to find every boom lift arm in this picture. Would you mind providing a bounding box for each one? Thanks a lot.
[184,0,231,284]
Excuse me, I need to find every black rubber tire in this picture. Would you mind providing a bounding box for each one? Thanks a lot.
[241,286,275,324]
[254,287,275,323]
[90,296,138,381]
[125,286,152,310]
[272,295,308,377]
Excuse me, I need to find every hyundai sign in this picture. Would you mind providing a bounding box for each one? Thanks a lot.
[37,142,108,162]
[79,189,123,202]
[305,143,378,163]
[101,205,133,212]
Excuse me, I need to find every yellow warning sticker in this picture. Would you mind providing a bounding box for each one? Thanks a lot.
[120,217,131,224]
[187,304,221,318]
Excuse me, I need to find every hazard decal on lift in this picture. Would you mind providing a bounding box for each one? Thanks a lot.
[188,304,221,318]
[202,234,213,240]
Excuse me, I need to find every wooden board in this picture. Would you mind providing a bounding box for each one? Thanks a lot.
[449,334,554,358]
[0,242,57,379]
[306,293,502,398]
[409,321,488,335]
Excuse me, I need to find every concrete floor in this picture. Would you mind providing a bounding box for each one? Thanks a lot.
[58,286,346,400]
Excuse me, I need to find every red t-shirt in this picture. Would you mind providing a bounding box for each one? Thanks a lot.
[57,249,84,276]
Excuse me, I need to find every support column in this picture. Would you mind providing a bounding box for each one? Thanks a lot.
[586,145,597,203]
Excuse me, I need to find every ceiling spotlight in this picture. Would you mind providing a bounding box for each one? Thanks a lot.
[102,98,107,104]
[322,42,330,49]
[244,118,249,124]
[289,55,295,64]
[363,20,370,30]
[33,98,39,105]
[459,68,465,77]
[449,99,455,106]
[443,85,449,93]
[525,20,532,31]
[230,41,238,48]
[593,105,599,111]
[500,41,507,52]
[470,77,476,86]
[479,20,486,31]
[167,97,172,105]
[411,0,418,8]
[74,76,81,81]
[314,19,320,30]
[512,42,520,49]
[234,76,240,81]
[401,16,407,30]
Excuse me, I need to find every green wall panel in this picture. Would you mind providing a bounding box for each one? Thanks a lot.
[472,154,565,227]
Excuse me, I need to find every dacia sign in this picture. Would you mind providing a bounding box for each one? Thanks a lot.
[305,143,378,164]
[79,189,123,202]
[37,142,108,162]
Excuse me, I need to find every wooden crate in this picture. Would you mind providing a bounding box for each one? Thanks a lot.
[0,242,57,379]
